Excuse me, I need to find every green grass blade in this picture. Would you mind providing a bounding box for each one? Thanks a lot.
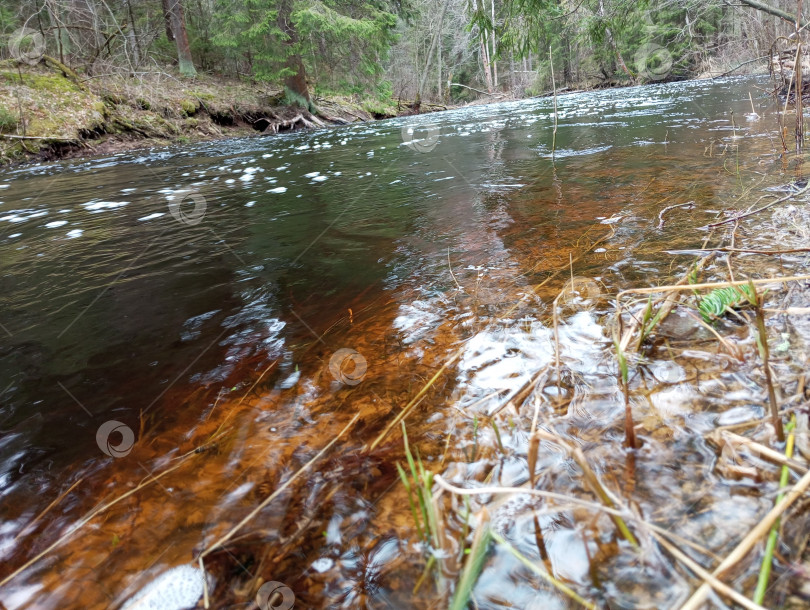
[449,520,492,610]
[753,415,796,604]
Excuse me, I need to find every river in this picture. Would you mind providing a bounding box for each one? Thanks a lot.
[1,75,809,608]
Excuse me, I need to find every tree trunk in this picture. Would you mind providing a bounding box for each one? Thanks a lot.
[161,0,174,41]
[417,0,449,102]
[480,36,494,92]
[491,0,498,89]
[163,0,196,77]
[277,0,311,105]
[437,34,442,99]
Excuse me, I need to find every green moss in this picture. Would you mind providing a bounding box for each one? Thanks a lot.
[189,91,215,101]
[360,98,396,117]
[135,98,151,110]
[0,71,79,94]
[180,99,198,116]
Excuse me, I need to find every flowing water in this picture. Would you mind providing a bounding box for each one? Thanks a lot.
[1,76,810,609]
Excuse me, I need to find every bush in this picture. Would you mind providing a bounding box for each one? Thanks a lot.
[0,104,17,133]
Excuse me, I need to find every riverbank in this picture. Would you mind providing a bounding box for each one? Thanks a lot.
[0,63,454,166]
[3,61,768,168]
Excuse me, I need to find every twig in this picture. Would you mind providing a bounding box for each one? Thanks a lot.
[449,83,506,97]
[448,247,464,292]
[550,45,558,155]
[369,353,460,451]
[657,201,695,229]
[617,274,810,302]
[666,247,810,255]
[683,310,743,360]
[13,478,83,541]
[433,475,631,518]
[706,183,810,227]
[535,429,638,546]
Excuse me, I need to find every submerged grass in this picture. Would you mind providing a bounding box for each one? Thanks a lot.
[397,422,438,548]
[449,510,492,610]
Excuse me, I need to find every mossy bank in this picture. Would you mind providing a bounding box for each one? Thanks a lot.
[0,63,430,166]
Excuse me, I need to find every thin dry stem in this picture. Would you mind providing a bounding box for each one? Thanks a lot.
[681,466,810,609]
[201,413,360,559]
[653,532,767,610]
[0,449,203,588]
[714,430,807,473]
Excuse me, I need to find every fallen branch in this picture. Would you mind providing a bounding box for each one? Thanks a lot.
[256,113,324,134]
[713,55,771,77]
[449,83,507,97]
[0,134,75,141]
[42,55,87,91]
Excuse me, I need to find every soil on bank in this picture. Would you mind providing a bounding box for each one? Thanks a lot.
[0,63,447,166]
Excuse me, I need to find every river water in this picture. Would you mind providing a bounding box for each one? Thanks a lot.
[1,76,809,608]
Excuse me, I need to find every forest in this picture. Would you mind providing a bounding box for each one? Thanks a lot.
[1,0,808,108]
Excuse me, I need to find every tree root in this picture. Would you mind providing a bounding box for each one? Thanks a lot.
[253,111,326,134]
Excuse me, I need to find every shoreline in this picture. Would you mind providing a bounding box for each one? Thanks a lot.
[0,64,453,168]
[1,64,766,169]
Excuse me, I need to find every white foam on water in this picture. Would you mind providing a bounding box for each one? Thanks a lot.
[121,564,211,610]
[83,200,128,212]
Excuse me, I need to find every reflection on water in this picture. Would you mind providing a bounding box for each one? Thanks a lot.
[0,75,806,608]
